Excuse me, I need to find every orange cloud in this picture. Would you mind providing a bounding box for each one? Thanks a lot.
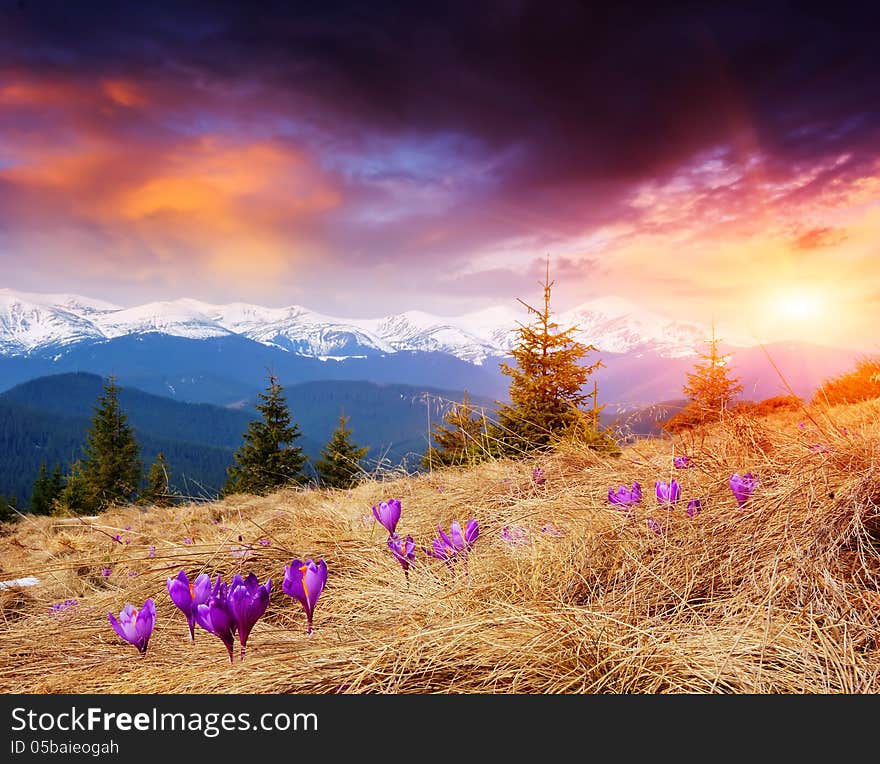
[101,79,149,108]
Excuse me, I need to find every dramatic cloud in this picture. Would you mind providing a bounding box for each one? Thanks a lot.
[0,1,878,348]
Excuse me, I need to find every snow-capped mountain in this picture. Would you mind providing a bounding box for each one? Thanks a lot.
[0,288,712,362]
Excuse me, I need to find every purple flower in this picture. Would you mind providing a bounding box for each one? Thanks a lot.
[108,598,155,655]
[427,519,479,564]
[501,526,529,546]
[388,534,416,577]
[167,569,213,641]
[655,479,681,507]
[540,523,564,536]
[100,567,112,577]
[647,518,662,536]
[608,482,642,510]
[372,499,402,536]
[686,499,702,518]
[798,422,806,429]
[258,538,271,546]
[112,534,123,543]
[729,473,759,507]
[228,573,272,659]
[51,599,78,614]
[128,570,137,577]
[147,545,156,558]
[809,443,829,454]
[231,544,252,560]
[194,580,237,662]
[282,559,328,635]
[183,537,193,545]
[673,455,690,469]
[532,467,546,485]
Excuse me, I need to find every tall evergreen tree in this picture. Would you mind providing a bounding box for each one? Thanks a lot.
[29,462,65,515]
[54,460,94,516]
[492,258,605,453]
[77,376,143,513]
[680,325,743,422]
[222,374,307,496]
[315,410,369,488]
[140,452,176,507]
[422,391,489,468]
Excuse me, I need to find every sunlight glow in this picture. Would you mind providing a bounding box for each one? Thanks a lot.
[773,290,824,322]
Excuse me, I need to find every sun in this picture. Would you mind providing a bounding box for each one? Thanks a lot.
[773,290,824,321]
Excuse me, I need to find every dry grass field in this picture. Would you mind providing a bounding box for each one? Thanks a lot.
[1,398,879,694]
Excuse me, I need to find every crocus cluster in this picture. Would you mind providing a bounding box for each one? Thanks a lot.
[426,519,480,564]
[532,467,546,485]
[608,482,641,517]
[729,472,759,507]
[673,455,691,469]
[197,573,272,662]
[108,598,156,656]
[50,598,78,614]
[501,525,529,546]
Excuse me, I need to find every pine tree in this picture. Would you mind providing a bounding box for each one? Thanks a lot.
[29,462,65,515]
[77,376,143,512]
[493,258,605,454]
[0,494,19,524]
[315,410,369,489]
[680,324,743,422]
[54,460,94,516]
[422,391,489,468]
[222,374,307,496]
[140,452,176,507]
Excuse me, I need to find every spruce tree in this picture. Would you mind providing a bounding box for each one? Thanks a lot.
[0,495,18,523]
[493,258,605,453]
[54,460,94,516]
[140,452,176,507]
[315,410,369,489]
[679,325,743,423]
[422,391,489,468]
[30,462,65,515]
[78,376,143,512]
[222,374,307,496]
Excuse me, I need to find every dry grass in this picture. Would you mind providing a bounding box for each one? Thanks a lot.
[1,398,879,694]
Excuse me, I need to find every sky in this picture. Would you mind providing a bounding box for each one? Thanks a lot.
[1,0,879,351]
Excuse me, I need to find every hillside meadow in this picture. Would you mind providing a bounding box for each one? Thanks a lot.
[1,398,879,694]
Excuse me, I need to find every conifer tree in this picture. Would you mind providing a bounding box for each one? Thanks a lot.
[77,376,143,512]
[30,462,65,515]
[140,452,176,507]
[222,374,307,496]
[680,325,743,421]
[54,460,94,516]
[423,391,489,468]
[315,410,369,489]
[493,258,605,453]
[0,494,18,523]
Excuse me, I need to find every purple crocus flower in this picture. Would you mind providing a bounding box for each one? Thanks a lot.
[608,482,642,511]
[282,559,328,636]
[729,472,759,507]
[147,545,156,558]
[258,538,271,546]
[673,455,690,469]
[387,534,416,578]
[100,566,112,577]
[501,526,529,546]
[183,537,193,545]
[112,534,123,543]
[167,569,213,641]
[194,579,237,662]
[228,573,271,659]
[540,523,564,536]
[372,499,402,536]
[440,519,479,553]
[655,479,681,507]
[425,535,455,561]
[686,499,702,518]
[532,467,546,485]
[108,598,156,655]
[647,518,662,536]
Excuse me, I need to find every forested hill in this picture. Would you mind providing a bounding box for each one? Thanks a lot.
[0,373,497,507]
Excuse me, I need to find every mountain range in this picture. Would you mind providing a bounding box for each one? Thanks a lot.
[0,288,866,407]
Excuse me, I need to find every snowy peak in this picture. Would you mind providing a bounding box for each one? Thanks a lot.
[0,288,714,362]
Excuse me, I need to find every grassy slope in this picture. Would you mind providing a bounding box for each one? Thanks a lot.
[0,398,879,694]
